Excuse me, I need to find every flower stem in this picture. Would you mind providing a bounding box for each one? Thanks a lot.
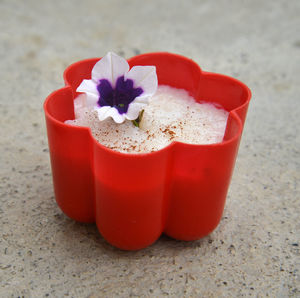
[132,109,144,128]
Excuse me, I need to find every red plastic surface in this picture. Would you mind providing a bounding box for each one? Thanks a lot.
[44,52,251,250]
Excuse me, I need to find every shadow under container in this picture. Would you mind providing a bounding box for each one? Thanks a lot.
[44,52,251,250]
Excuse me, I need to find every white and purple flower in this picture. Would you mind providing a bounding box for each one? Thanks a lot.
[76,52,158,124]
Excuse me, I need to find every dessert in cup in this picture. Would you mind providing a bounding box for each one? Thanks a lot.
[44,52,251,250]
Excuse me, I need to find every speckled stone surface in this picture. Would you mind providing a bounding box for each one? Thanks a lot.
[0,0,299,297]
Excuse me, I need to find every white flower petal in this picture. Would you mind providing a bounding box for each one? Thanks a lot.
[76,79,98,96]
[96,106,126,123]
[125,66,158,97]
[132,95,150,104]
[92,52,129,88]
[125,102,147,120]
[74,93,98,110]
[106,108,126,123]
[95,106,111,121]
[84,94,99,108]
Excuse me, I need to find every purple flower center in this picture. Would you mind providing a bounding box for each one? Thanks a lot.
[97,76,143,114]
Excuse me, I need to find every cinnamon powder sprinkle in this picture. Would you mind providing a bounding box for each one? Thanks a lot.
[65,85,228,153]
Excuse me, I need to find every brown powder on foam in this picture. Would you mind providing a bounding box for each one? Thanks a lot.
[65,85,229,153]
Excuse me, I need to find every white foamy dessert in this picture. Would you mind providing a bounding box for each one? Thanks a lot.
[65,85,229,153]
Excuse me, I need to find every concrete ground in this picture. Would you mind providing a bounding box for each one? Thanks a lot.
[0,0,299,296]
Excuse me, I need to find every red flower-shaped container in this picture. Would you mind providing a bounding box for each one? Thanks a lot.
[44,52,251,250]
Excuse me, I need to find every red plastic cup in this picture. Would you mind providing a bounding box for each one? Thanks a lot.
[44,52,251,250]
